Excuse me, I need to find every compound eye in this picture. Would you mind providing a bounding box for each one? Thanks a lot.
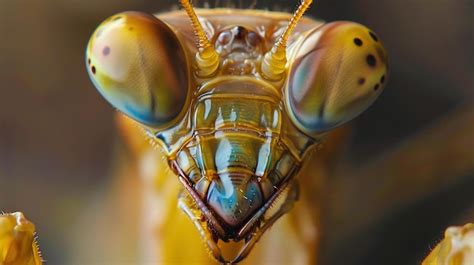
[86,12,189,128]
[286,22,388,135]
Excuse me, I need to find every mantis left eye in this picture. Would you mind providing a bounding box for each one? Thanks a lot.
[86,12,190,128]
[286,21,388,135]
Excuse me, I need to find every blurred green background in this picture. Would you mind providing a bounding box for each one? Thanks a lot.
[1,0,473,264]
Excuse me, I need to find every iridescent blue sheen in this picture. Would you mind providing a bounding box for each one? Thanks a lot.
[207,174,262,226]
[86,12,189,127]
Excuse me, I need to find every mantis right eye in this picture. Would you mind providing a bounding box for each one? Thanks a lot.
[86,12,190,128]
[286,22,388,135]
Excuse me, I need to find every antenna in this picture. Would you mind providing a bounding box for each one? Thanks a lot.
[180,0,220,77]
[261,0,313,80]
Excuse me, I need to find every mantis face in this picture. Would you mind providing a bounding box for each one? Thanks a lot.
[86,1,388,263]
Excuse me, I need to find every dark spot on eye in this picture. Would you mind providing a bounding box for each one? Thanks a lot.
[129,27,134,31]
[113,16,122,21]
[380,75,385,84]
[358,77,366,85]
[91,66,96,74]
[366,54,377,68]
[103,46,110,56]
[353,38,363,46]
[87,58,91,65]
[369,31,379,42]
[374,84,380,91]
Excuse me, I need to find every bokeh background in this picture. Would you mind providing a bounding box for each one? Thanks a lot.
[1,0,473,264]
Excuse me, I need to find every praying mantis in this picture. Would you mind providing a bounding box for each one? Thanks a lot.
[1,0,473,264]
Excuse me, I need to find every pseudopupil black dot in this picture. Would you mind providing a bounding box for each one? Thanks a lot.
[366,54,377,67]
[369,31,379,42]
[354,38,363,46]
